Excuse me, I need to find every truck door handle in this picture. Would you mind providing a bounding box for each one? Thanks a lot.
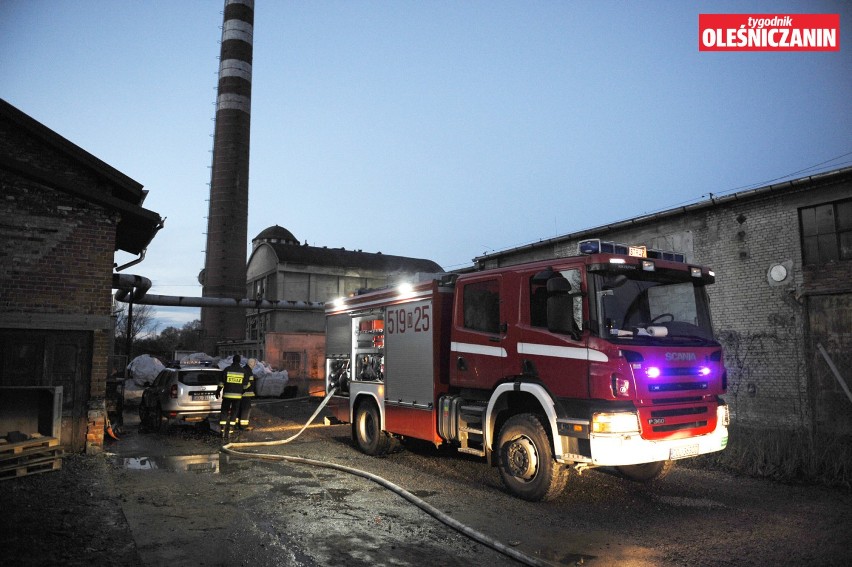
[488,336,501,342]
[457,357,467,371]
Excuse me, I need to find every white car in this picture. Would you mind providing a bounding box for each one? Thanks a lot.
[139,365,223,432]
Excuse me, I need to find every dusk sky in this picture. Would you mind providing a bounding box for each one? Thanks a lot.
[2,0,850,330]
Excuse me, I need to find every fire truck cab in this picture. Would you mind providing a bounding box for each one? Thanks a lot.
[325,240,729,501]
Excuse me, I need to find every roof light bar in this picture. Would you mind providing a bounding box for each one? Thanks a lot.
[578,239,685,262]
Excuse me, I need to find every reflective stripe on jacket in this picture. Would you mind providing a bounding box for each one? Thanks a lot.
[243,373,256,397]
[222,368,245,399]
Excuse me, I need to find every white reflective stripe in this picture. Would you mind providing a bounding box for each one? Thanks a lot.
[517,342,608,362]
[222,19,253,44]
[450,341,507,358]
[219,59,252,82]
[217,93,251,113]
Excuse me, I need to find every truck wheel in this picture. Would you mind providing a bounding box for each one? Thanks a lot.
[617,460,674,482]
[497,413,568,501]
[354,401,391,456]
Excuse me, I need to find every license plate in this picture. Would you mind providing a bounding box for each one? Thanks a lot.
[670,444,699,460]
[191,393,214,401]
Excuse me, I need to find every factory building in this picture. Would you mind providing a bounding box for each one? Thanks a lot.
[218,225,442,385]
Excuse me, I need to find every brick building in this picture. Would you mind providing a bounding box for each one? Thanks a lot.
[0,100,163,453]
[473,167,852,434]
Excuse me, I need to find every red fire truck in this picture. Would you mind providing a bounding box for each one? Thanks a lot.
[325,239,729,501]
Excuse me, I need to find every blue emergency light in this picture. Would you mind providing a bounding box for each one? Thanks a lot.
[579,239,685,263]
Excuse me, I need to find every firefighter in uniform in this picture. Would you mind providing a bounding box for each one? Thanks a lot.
[238,358,257,431]
[218,354,247,439]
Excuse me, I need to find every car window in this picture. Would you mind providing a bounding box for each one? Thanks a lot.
[179,370,221,386]
[153,371,169,388]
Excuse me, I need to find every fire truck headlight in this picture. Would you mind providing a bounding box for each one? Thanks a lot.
[592,412,640,434]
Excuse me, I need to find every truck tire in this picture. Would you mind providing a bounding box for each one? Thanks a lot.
[354,401,392,456]
[497,413,568,501]
[617,460,674,482]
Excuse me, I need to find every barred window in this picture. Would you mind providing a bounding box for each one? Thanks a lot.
[799,199,852,265]
[281,352,302,373]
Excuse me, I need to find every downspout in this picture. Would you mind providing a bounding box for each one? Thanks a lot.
[115,218,165,273]
[115,249,147,273]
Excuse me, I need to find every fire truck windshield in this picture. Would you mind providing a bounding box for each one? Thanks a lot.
[591,271,716,345]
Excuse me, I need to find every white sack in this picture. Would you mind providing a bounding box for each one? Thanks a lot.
[127,354,165,387]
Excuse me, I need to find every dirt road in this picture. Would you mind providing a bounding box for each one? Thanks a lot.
[4,397,851,566]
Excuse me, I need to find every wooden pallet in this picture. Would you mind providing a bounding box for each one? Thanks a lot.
[0,437,63,481]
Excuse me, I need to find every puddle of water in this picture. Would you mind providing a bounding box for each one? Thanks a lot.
[118,453,222,474]
[273,481,322,497]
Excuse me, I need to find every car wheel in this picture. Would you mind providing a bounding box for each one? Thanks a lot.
[138,404,151,433]
[155,404,168,434]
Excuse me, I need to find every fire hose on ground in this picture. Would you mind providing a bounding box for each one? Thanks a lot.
[220,388,554,567]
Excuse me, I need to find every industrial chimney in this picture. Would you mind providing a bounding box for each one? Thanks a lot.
[199,0,254,353]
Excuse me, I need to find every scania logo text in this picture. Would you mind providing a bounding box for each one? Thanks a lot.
[665,352,697,361]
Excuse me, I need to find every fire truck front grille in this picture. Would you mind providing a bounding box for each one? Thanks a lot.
[661,367,709,376]
[652,420,708,433]
[651,406,708,418]
[648,381,708,393]
[639,404,715,439]
[651,396,703,405]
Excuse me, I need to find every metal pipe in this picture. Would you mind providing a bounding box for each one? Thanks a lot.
[112,273,152,302]
[116,293,323,311]
[112,273,323,310]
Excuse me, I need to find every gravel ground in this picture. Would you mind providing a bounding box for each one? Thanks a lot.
[2,397,851,567]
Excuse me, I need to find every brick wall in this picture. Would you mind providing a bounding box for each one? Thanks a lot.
[0,177,116,315]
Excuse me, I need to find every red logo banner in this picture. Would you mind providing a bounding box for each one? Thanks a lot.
[699,14,840,51]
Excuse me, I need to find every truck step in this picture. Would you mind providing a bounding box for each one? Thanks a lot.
[459,404,486,415]
[457,447,485,457]
[458,426,483,435]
